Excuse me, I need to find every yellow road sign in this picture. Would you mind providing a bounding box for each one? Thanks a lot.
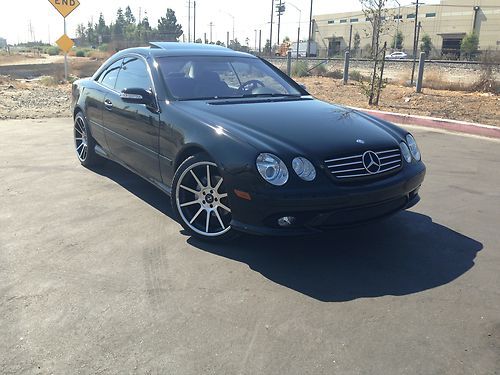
[48,0,80,18]
[56,34,74,53]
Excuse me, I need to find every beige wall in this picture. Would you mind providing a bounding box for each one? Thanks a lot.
[313,0,500,57]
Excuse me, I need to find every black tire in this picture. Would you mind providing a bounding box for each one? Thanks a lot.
[74,112,103,167]
[171,153,240,242]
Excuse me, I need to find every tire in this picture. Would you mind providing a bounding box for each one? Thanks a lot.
[171,153,240,242]
[74,112,103,167]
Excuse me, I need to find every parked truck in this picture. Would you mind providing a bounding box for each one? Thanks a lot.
[290,41,317,57]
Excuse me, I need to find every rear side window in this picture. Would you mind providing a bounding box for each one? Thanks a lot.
[99,59,122,89]
[114,57,152,92]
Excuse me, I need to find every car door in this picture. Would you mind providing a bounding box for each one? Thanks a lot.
[86,58,122,152]
[102,56,161,182]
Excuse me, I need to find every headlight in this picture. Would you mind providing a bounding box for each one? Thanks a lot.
[406,134,421,161]
[292,157,316,181]
[400,142,412,163]
[256,153,289,186]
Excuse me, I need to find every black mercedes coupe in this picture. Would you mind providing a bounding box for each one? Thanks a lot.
[71,42,426,241]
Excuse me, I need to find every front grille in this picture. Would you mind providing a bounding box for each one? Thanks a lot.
[325,148,402,180]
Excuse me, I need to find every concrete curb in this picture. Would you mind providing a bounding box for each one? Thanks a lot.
[350,106,500,139]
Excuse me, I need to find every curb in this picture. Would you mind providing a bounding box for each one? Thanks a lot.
[350,106,500,139]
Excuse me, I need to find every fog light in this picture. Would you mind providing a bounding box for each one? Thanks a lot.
[277,216,296,227]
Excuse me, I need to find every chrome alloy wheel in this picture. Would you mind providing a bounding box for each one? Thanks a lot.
[175,161,232,237]
[74,116,88,162]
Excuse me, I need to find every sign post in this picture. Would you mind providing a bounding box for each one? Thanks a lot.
[48,0,80,81]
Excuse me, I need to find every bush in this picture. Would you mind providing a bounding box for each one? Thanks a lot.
[292,61,309,77]
[310,63,327,76]
[324,69,343,79]
[75,50,86,57]
[349,70,365,82]
[98,44,109,52]
[46,46,60,56]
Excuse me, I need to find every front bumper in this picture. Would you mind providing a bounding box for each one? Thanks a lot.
[228,162,426,236]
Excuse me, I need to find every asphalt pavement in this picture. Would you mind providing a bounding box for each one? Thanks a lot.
[1,118,499,374]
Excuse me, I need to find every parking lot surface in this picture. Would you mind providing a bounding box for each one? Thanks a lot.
[1,118,499,374]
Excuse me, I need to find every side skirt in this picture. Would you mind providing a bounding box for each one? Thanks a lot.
[94,144,172,196]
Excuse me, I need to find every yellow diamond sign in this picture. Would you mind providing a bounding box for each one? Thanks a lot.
[56,34,74,53]
[48,0,80,18]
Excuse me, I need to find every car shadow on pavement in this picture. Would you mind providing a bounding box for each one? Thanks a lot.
[92,161,483,303]
[189,213,483,302]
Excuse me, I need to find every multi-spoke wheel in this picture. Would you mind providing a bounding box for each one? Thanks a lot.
[172,154,238,241]
[74,112,102,167]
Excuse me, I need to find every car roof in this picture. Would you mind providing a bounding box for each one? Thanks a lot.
[109,42,257,59]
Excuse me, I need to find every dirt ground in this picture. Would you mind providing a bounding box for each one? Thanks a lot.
[0,73,498,126]
[0,76,71,120]
[299,76,500,126]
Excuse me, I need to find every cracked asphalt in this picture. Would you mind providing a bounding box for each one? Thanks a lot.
[1,118,499,374]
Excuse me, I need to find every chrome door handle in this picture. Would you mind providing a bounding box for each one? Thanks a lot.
[104,99,113,110]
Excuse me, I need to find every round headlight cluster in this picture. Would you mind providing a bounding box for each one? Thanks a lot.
[400,142,412,163]
[256,154,317,185]
[292,157,316,181]
[406,134,421,161]
[256,153,289,186]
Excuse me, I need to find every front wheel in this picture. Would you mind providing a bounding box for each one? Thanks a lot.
[172,154,239,241]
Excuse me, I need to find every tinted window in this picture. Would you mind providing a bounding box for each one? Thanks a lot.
[114,57,152,93]
[99,59,122,89]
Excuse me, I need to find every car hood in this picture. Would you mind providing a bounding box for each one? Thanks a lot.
[173,98,404,160]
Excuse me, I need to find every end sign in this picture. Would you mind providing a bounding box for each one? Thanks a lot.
[48,0,80,18]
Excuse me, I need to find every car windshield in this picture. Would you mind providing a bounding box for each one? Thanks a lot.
[157,56,302,100]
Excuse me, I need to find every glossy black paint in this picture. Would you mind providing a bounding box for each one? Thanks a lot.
[72,43,425,235]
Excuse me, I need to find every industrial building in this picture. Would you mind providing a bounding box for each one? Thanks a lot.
[312,0,500,58]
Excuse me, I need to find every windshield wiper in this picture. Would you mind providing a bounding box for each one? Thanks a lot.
[239,93,301,98]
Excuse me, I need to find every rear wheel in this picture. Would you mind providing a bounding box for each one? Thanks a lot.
[172,154,239,241]
[74,112,102,167]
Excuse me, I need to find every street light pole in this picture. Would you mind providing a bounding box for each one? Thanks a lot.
[307,0,313,57]
[269,0,274,56]
[394,0,401,50]
[287,1,302,59]
[410,0,422,85]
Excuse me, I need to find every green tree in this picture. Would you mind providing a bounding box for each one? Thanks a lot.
[96,13,109,43]
[391,30,403,50]
[124,6,136,25]
[263,39,271,54]
[460,32,479,60]
[157,9,183,42]
[353,32,360,55]
[420,34,432,57]
[112,8,126,41]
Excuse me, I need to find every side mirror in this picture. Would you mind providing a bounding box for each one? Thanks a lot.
[120,88,154,105]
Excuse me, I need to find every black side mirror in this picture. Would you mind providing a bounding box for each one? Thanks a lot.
[120,88,154,105]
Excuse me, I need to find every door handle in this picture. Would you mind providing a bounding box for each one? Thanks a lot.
[104,99,113,110]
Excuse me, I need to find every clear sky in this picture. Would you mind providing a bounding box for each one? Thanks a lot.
[0,0,417,46]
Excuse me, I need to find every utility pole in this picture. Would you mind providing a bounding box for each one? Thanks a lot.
[254,29,257,51]
[269,0,274,56]
[187,0,191,42]
[348,24,353,53]
[193,1,196,42]
[277,0,283,46]
[209,22,214,44]
[259,29,262,53]
[307,0,313,57]
[204,32,207,44]
[410,0,422,85]
[227,31,230,48]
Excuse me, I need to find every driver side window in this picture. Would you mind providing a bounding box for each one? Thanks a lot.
[114,57,152,93]
[99,59,122,89]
